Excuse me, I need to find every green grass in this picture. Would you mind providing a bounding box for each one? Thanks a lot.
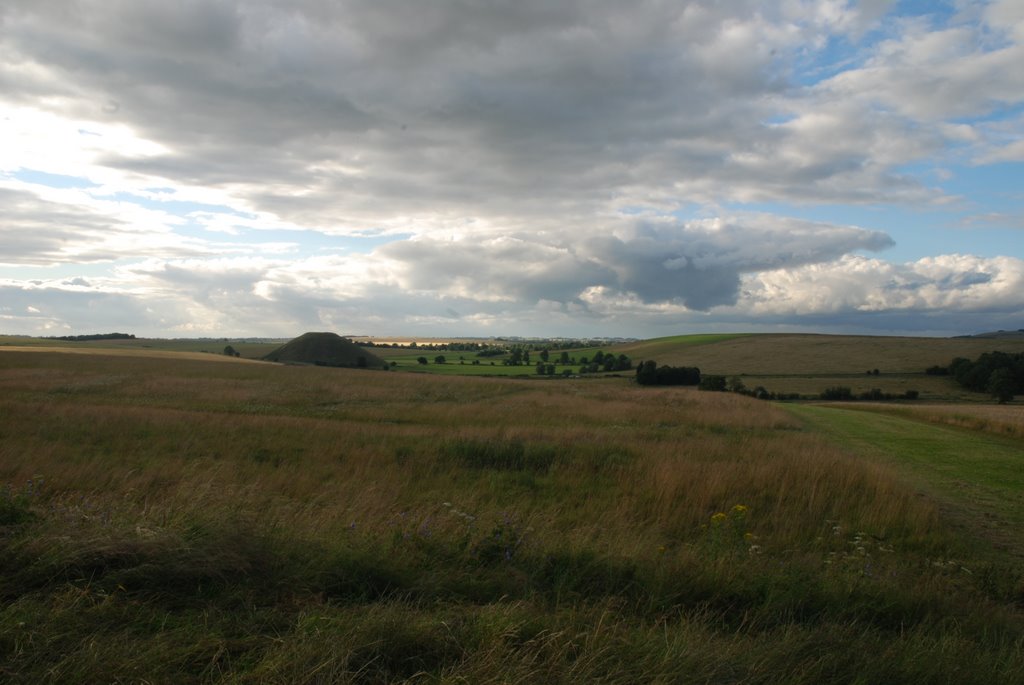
[2,349,1023,682]
[616,333,752,357]
[378,347,631,377]
[787,404,1024,558]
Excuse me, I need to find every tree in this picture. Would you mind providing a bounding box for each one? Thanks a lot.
[417,356,428,365]
[636,360,657,385]
[539,349,549,362]
[820,386,853,400]
[988,368,1015,404]
[223,345,237,357]
[699,375,727,392]
[637,361,701,386]
[434,355,446,364]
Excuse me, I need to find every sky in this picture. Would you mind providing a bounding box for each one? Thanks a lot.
[1,0,1023,339]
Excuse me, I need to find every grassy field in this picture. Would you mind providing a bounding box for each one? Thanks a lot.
[856,403,1024,439]
[9,332,1024,395]
[0,335,284,359]
[617,333,1024,398]
[2,347,1023,683]
[787,404,1024,558]
[373,333,1024,394]
[618,333,1024,375]
[374,346,630,377]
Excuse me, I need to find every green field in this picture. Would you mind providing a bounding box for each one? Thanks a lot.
[375,346,630,377]
[1,345,1023,683]
[788,404,1024,558]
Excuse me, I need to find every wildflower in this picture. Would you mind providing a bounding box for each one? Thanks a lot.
[748,545,761,554]
[744,532,754,541]
[658,545,667,554]
[711,512,727,524]
[731,504,748,515]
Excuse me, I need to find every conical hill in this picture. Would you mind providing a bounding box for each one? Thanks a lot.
[263,332,386,369]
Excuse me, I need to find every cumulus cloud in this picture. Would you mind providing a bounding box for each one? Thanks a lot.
[741,253,1024,317]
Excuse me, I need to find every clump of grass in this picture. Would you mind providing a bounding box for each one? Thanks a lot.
[443,437,559,473]
[0,479,40,525]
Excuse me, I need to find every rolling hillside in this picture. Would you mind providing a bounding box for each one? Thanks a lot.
[615,333,1024,376]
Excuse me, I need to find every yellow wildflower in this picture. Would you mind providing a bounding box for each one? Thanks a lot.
[711,512,727,523]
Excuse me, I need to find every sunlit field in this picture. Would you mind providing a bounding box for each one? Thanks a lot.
[2,349,1023,683]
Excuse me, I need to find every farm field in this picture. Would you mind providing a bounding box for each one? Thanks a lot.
[1,347,1023,683]
[620,333,1024,399]
[7,332,1024,395]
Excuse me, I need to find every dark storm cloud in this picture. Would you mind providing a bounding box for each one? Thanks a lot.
[377,217,894,311]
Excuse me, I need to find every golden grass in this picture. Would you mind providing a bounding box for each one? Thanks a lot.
[624,333,1024,375]
[0,345,265,363]
[853,402,1024,439]
[0,350,940,557]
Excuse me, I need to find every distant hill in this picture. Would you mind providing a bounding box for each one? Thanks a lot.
[613,333,1024,375]
[956,330,1024,340]
[263,332,387,369]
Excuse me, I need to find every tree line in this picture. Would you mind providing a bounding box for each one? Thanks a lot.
[941,351,1024,403]
[47,333,136,341]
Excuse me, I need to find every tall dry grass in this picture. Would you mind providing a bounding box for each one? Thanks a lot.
[873,403,1024,439]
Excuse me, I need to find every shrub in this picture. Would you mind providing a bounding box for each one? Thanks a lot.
[443,438,557,473]
[0,480,39,525]
[636,361,701,386]
[698,375,727,392]
[820,386,853,401]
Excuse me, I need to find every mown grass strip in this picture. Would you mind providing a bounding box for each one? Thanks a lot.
[787,404,1024,558]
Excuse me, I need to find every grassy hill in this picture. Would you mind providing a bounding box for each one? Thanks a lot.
[613,333,1024,400]
[370,333,1024,400]
[0,334,285,359]
[616,333,1024,375]
[263,331,386,368]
